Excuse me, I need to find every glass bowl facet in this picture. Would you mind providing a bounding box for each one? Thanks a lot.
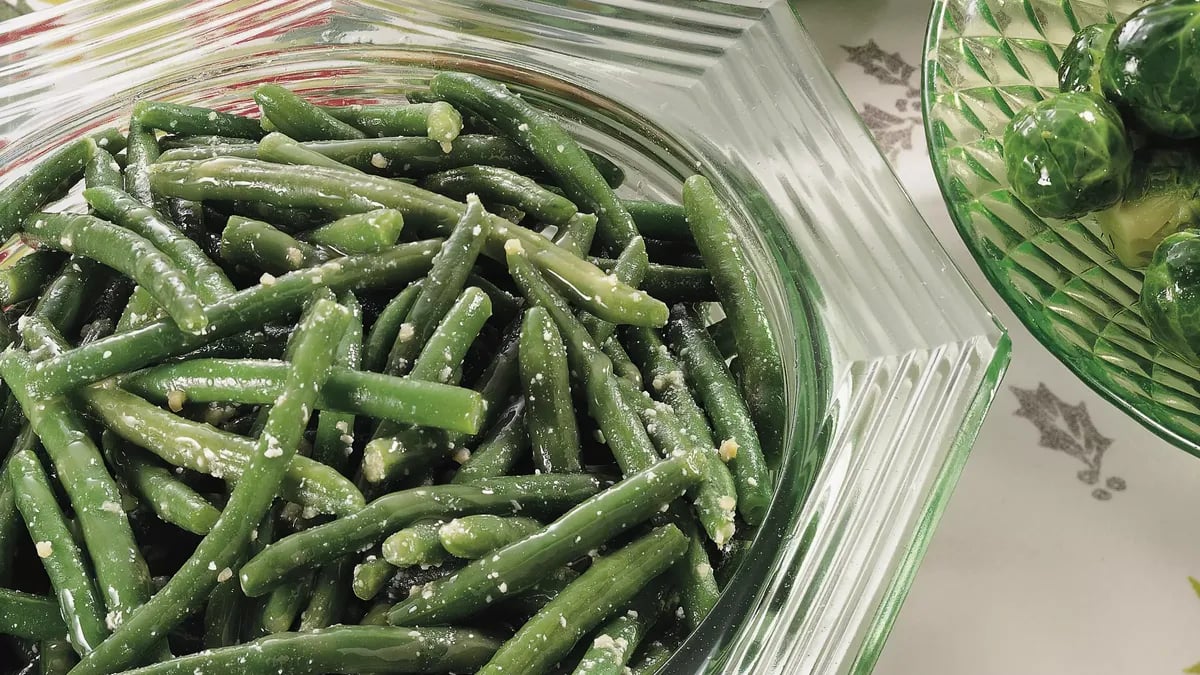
[922,0,1200,453]
[1,1,1007,672]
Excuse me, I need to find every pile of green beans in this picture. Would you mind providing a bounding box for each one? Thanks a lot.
[0,72,785,674]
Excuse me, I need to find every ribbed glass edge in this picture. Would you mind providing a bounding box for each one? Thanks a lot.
[849,333,1012,673]
[919,0,1197,456]
[0,2,1009,673]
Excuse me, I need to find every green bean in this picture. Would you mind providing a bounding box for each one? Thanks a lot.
[389,449,705,626]
[254,84,366,141]
[623,199,690,241]
[665,304,770,526]
[0,129,124,240]
[551,214,597,260]
[672,513,720,632]
[315,133,623,186]
[300,209,404,254]
[590,257,716,303]
[161,135,256,149]
[362,287,492,484]
[438,515,542,559]
[466,317,523,435]
[520,305,581,473]
[30,258,94,335]
[571,581,672,675]
[505,243,660,475]
[351,556,396,601]
[24,213,208,334]
[20,315,68,362]
[2,349,156,632]
[422,165,578,225]
[178,324,291,361]
[430,73,640,258]
[381,520,450,568]
[239,474,603,597]
[220,215,330,274]
[125,120,164,211]
[322,101,464,147]
[297,557,351,630]
[83,186,235,303]
[8,445,108,654]
[149,158,666,327]
[117,626,501,675]
[620,326,714,450]
[82,386,365,516]
[39,637,78,675]
[614,377,736,548]
[476,524,687,675]
[627,638,675,674]
[133,101,263,140]
[385,195,490,377]
[358,602,391,626]
[682,175,784,454]
[259,572,314,634]
[0,234,58,306]
[408,285,492,384]
[578,236,651,344]
[70,297,350,675]
[0,571,68,641]
[452,396,528,483]
[122,358,483,433]
[311,291,362,472]
[83,139,124,190]
[255,131,361,172]
[150,140,315,163]
[467,271,522,326]
[500,565,579,618]
[103,433,219,536]
[32,239,440,396]
[362,281,421,372]
[115,286,162,332]
[601,334,642,387]
[202,548,249,650]
[0,423,27,587]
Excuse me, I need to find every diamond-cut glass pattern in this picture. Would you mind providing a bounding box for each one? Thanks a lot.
[925,0,1200,450]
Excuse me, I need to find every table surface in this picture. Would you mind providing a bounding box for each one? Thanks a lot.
[794,0,1200,673]
[1,0,1197,672]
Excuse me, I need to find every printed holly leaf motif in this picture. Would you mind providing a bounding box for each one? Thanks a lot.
[842,40,919,96]
[859,104,920,162]
[1012,383,1112,482]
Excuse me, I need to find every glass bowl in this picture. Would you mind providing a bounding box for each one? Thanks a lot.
[921,0,1200,454]
[0,1,1007,672]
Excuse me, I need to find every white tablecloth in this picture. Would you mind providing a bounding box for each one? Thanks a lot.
[795,1,1200,673]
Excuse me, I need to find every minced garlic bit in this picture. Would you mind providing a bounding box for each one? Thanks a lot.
[166,389,187,412]
[35,541,53,558]
[397,323,416,343]
[718,438,739,462]
[217,567,233,583]
[503,238,524,255]
[259,272,277,286]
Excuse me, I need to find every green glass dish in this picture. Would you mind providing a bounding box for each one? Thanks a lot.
[923,0,1200,453]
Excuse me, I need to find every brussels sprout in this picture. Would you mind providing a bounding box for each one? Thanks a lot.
[1058,24,1116,94]
[1101,0,1200,140]
[1095,149,1200,268]
[1141,230,1200,363]
[1002,92,1134,219]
